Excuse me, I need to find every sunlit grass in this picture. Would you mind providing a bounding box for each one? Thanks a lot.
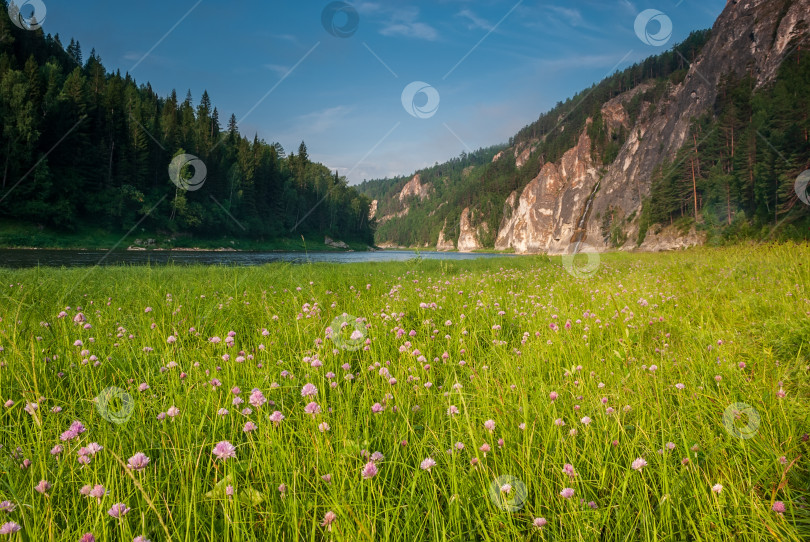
[0,245,808,541]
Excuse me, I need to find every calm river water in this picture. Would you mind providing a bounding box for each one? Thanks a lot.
[0,249,514,268]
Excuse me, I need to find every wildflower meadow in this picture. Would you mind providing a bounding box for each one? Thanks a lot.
[0,245,808,541]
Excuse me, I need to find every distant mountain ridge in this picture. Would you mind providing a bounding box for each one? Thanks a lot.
[360,0,810,252]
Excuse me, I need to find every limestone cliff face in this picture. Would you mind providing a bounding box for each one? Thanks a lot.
[514,139,539,169]
[398,174,431,202]
[496,129,599,253]
[376,173,433,224]
[490,142,537,168]
[496,0,809,254]
[636,224,705,252]
[600,82,652,137]
[457,208,488,252]
[376,208,408,225]
[436,219,455,251]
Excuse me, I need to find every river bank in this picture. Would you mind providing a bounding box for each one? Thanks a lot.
[0,219,374,253]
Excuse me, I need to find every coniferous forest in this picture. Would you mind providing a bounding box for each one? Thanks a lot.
[0,0,375,247]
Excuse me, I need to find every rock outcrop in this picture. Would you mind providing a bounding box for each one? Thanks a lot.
[600,82,652,137]
[635,225,705,252]
[324,236,350,249]
[514,139,539,169]
[436,219,455,251]
[496,0,809,254]
[496,129,599,253]
[398,174,431,202]
[376,174,432,225]
[377,208,409,225]
[458,208,488,252]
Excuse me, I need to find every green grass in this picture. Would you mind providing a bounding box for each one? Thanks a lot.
[0,245,808,541]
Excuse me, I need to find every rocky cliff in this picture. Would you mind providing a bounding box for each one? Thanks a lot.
[457,208,489,252]
[398,174,431,202]
[496,128,599,253]
[362,0,810,253]
[497,0,809,253]
[436,219,455,251]
[373,173,432,225]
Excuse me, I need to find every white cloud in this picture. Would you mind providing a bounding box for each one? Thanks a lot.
[357,4,440,41]
[354,2,384,15]
[380,22,439,41]
[618,0,637,15]
[456,9,493,31]
[271,34,302,47]
[533,51,640,71]
[545,5,585,27]
[264,64,290,77]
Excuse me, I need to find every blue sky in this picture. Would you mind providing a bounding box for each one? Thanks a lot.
[39,0,726,184]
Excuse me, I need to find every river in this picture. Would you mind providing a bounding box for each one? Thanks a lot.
[0,249,515,268]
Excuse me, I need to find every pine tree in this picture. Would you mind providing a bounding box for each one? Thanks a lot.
[298,140,309,163]
[211,107,220,139]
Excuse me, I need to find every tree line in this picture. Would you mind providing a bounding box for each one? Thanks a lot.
[0,1,374,245]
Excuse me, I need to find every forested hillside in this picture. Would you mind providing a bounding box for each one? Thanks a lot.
[357,31,717,248]
[641,57,810,242]
[359,14,810,249]
[0,0,374,247]
[356,145,504,246]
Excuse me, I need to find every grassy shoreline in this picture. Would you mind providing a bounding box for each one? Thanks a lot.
[0,246,807,540]
[0,220,375,252]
